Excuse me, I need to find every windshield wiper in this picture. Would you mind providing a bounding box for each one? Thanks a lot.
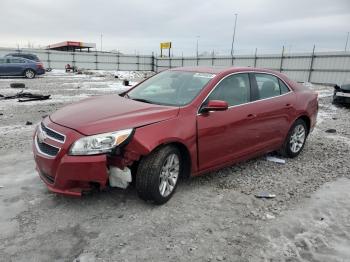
[130,98,154,104]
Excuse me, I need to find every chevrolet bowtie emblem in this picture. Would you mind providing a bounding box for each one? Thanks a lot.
[37,129,47,143]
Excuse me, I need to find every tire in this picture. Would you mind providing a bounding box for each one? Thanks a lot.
[136,145,182,205]
[10,83,25,88]
[24,69,36,79]
[279,119,308,158]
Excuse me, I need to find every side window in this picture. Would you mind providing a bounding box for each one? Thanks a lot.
[0,59,5,64]
[207,73,250,106]
[255,74,282,99]
[9,58,24,63]
[279,79,290,94]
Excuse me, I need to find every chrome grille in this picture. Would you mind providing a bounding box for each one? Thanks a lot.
[36,135,60,157]
[41,122,65,143]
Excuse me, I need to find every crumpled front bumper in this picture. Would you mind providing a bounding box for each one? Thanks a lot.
[33,117,109,196]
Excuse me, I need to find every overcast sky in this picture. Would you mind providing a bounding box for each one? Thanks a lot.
[1,0,349,55]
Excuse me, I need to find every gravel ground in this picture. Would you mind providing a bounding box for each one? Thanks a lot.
[0,71,349,262]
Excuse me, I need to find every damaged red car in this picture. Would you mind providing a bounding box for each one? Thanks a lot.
[33,67,318,204]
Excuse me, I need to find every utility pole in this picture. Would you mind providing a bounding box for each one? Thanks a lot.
[196,35,200,57]
[100,34,103,52]
[230,13,238,56]
[345,32,349,52]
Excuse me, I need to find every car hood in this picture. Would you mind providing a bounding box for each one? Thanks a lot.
[50,94,179,135]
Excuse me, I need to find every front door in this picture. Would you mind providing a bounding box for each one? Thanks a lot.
[197,73,258,171]
[0,58,9,76]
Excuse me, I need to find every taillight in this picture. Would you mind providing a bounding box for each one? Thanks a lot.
[37,62,44,69]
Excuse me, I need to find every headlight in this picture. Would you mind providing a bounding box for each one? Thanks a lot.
[69,129,133,156]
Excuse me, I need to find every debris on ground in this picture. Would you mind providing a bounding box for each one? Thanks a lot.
[0,186,4,188]
[325,129,337,133]
[0,113,3,116]
[123,79,130,86]
[25,121,33,125]
[10,83,26,89]
[266,155,286,164]
[265,213,276,220]
[0,91,51,102]
[255,192,276,199]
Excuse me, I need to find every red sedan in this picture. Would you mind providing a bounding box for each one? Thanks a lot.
[33,67,318,204]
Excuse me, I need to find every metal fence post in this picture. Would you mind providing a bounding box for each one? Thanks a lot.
[95,51,98,70]
[47,50,51,69]
[169,57,172,69]
[137,55,140,71]
[279,46,285,72]
[151,52,155,72]
[117,53,120,71]
[254,48,257,67]
[72,52,75,67]
[212,52,215,66]
[181,54,184,67]
[308,45,316,82]
[155,56,158,72]
[231,55,234,66]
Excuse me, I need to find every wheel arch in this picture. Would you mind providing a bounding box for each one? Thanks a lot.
[23,68,36,76]
[150,140,192,179]
[161,141,192,178]
[295,114,311,134]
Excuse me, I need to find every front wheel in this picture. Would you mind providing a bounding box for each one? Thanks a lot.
[279,119,308,158]
[136,145,181,204]
[24,69,36,79]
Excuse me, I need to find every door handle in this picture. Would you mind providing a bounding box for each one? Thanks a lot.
[247,114,257,119]
[285,103,292,108]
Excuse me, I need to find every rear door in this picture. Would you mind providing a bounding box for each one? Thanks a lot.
[247,73,296,151]
[197,73,259,170]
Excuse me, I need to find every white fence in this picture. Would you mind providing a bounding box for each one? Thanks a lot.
[0,47,154,71]
[156,52,350,85]
[1,47,349,85]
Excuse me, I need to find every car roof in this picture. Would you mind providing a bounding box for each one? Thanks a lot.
[2,56,35,62]
[170,66,283,76]
[6,53,38,56]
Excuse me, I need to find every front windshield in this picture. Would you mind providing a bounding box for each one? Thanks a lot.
[127,70,215,106]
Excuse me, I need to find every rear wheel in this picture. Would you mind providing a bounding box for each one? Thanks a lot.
[280,119,308,158]
[136,145,181,204]
[24,69,36,79]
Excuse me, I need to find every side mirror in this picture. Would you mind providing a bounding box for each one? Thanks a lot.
[200,100,229,113]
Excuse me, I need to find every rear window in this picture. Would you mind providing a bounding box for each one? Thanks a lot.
[341,84,350,91]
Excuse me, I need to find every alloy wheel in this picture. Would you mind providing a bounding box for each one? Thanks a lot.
[289,124,306,153]
[159,153,180,197]
[25,70,34,78]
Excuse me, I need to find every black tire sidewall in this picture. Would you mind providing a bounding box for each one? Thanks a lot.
[136,145,182,204]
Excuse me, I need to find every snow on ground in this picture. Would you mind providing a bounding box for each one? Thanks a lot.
[262,178,350,261]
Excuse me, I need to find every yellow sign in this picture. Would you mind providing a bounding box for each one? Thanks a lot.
[160,42,172,49]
